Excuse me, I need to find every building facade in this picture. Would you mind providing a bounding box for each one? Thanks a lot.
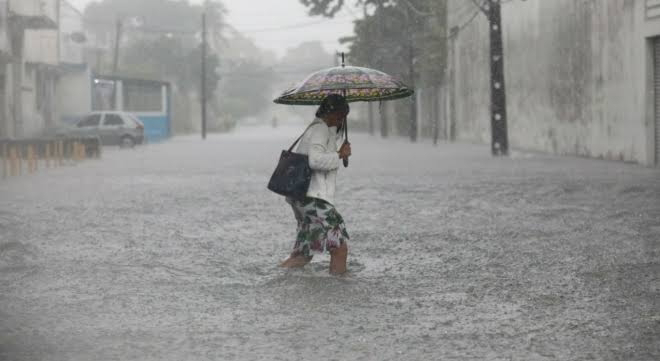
[5,0,59,138]
[57,0,91,125]
[446,0,660,166]
[0,1,12,139]
[0,0,92,139]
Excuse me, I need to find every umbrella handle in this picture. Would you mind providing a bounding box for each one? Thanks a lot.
[341,140,349,168]
[342,115,349,168]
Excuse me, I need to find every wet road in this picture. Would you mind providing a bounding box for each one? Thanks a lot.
[1,126,659,360]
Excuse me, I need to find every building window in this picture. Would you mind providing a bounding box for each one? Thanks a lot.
[123,83,162,112]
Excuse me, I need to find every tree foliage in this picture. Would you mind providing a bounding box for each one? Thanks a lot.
[299,0,346,17]
[218,59,277,121]
[301,0,447,137]
[84,0,277,132]
[309,0,448,84]
[300,0,388,17]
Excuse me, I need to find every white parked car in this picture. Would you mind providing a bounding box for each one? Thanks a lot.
[58,111,145,147]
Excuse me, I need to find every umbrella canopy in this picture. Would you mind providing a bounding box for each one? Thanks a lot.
[274,65,414,106]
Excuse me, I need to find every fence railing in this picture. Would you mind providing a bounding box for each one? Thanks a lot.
[1,136,102,178]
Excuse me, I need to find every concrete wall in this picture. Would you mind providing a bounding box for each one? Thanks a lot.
[21,28,59,137]
[57,67,91,123]
[0,63,13,138]
[0,1,13,138]
[19,65,60,137]
[20,64,43,136]
[0,0,11,58]
[447,0,656,165]
[24,29,58,65]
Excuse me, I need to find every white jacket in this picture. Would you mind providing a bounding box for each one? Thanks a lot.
[295,118,344,205]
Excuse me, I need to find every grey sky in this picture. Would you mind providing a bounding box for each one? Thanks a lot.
[68,0,359,58]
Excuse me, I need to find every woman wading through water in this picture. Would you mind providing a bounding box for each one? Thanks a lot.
[279,94,352,274]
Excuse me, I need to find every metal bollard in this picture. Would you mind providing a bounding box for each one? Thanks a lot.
[75,141,82,162]
[27,145,34,174]
[17,143,22,176]
[72,141,78,162]
[1,142,6,179]
[32,143,38,173]
[57,140,63,166]
[81,140,87,160]
[46,141,51,168]
[9,145,17,176]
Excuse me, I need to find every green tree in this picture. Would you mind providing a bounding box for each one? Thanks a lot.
[300,0,388,17]
[218,59,276,123]
[84,0,226,133]
[300,0,447,140]
[119,36,219,93]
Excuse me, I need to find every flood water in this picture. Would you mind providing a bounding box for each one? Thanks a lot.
[1,126,659,360]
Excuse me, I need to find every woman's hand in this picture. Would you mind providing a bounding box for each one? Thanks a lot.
[338,142,352,159]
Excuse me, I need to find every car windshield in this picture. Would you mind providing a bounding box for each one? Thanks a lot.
[127,114,143,126]
[77,114,101,127]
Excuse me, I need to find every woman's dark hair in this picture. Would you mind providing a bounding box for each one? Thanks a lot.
[315,94,350,118]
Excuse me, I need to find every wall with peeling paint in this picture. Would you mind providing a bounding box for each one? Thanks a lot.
[447,0,655,165]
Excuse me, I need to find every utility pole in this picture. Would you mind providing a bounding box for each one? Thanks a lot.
[432,86,439,145]
[201,12,207,140]
[112,19,122,110]
[113,19,122,74]
[487,0,509,155]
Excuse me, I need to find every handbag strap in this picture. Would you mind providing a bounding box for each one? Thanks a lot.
[288,122,316,152]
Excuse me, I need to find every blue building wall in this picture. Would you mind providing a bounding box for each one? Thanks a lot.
[137,115,170,143]
[93,76,172,143]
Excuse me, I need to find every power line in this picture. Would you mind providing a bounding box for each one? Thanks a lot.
[235,17,354,34]
[443,2,484,40]
[87,16,354,36]
[453,9,481,36]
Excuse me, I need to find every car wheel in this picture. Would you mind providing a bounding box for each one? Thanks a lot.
[120,135,135,148]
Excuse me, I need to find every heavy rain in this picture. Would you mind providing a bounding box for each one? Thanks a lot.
[1,1,659,360]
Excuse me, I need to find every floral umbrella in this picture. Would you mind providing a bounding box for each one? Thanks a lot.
[273,54,413,167]
[273,59,413,105]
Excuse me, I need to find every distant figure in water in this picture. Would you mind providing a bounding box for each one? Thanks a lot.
[279,94,352,274]
[271,115,278,128]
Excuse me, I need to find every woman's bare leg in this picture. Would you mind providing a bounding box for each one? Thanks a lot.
[279,254,313,268]
[329,242,348,274]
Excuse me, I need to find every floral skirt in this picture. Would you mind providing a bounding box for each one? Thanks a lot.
[287,197,349,257]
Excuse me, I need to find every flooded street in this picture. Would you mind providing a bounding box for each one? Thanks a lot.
[1,126,659,361]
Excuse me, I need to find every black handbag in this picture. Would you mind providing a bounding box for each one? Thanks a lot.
[267,125,314,200]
